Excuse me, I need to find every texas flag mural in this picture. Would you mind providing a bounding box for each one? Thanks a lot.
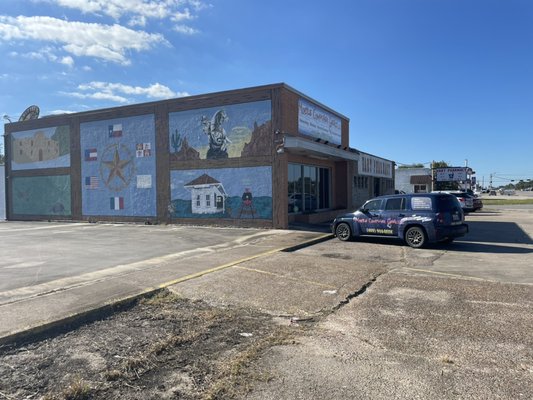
[108,124,123,138]
[84,148,97,161]
[110,196,125,210]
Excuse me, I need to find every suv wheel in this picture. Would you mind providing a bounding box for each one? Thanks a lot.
[335,222,352,241]
[405,226,426,248]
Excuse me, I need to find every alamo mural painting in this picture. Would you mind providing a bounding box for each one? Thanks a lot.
[168,100,272,160]
[170,167,272,219]
[80,114,157,217]
[10,125,70,171]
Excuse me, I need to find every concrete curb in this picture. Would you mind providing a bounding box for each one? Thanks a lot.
[0,288,164,348]
[0,233,332,348]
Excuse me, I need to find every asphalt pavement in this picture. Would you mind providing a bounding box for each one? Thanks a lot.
[1,207,532,399]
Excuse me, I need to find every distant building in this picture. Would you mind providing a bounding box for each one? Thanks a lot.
[395,167,432,193]
[0,164,5,220]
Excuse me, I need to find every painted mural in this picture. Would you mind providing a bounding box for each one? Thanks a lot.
[80,114,157,217]
[11,125,70,170]
[170,166,272,219]
[169,100,272,160]
[12,175,71,216]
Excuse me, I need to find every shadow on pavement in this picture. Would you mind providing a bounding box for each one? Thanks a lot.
[439,241,533,254]
[461,221,533,245]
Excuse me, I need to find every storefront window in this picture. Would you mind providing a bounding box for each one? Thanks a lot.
[288,163,330,213]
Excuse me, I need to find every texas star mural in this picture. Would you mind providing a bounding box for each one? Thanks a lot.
[80,115,157,217]
[169,100,272,160]
[170,166,272,219]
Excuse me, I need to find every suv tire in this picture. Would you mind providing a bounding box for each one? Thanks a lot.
[335,222,352,242]
[405,226,427,248]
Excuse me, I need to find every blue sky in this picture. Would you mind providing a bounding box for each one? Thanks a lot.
[1,0,532,187]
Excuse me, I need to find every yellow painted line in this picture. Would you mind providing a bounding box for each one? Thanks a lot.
[234,265,336,289]
[158,246,287,288]
[402,267,487,281]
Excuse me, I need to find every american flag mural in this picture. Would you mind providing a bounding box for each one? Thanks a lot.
[84,176,99,189]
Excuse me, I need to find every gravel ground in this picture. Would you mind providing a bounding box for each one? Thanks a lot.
[0,292,295,400]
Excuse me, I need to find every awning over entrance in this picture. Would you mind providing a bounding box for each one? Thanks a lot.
[282,136,359,161]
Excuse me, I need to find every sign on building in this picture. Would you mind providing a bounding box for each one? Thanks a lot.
[435,167,468,182]
[298,98,342,145]
[359,153,393,178]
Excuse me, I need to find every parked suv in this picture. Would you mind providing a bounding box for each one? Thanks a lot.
[433,191,474,213]
[332,193,468,248]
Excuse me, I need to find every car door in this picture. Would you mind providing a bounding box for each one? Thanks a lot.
[358,199,384,235]
[381,197,406,236]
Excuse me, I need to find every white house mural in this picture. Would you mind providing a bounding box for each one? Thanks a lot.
[169,100,272,160]
[170,166,272,219]
[80,114,157,217]
[11,125,70,170]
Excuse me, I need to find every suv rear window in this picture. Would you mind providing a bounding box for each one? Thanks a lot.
[436,195,459,211]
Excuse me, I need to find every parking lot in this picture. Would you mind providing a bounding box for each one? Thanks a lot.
[0,207,532,399]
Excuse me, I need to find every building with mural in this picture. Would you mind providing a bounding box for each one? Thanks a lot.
[3,83,394,228]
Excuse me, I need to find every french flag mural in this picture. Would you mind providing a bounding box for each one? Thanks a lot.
[110,197,124,210]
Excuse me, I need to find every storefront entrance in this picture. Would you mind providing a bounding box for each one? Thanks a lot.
[288,163,331,214]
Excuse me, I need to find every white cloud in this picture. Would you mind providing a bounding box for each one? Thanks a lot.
[60,56,74,67]
[48,0,205,33]
[50,109,76,115]
[128,15,147,27]
[67,81,189,104]
[0,15,166,65]
[65,90,129,103]
[173,24,198,35]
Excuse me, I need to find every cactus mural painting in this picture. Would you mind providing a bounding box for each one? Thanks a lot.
[169,100,272,160]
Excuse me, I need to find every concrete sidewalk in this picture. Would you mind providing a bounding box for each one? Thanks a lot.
[0,225,330,345]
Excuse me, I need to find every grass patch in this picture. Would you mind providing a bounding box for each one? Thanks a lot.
[482,199,533,205]
[204,327,296,400]
[43,377,92,400]
[440,355,454,364]
[139,290,182,306]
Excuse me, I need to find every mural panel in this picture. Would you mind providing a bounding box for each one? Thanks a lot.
[12,175,71,216]
[81,115,157,217]
[169,100,272,160]
[11,125,70,170]
[170,166,272,219]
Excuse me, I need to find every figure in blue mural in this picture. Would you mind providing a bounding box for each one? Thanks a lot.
[239,188,256,218]
[201,110,231,159]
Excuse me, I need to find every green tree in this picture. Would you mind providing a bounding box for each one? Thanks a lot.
[431,161,460,191]
[398,163,424,169]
